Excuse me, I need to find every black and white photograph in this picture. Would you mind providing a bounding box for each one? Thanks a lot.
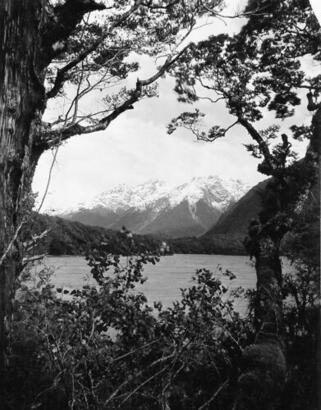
[0,0,320,409]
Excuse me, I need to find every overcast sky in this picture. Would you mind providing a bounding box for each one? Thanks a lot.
[33,1,320,212]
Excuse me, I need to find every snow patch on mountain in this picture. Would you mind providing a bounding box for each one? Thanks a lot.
[90,180,169,211]
[165,176,247,209]
[60,176,249,216]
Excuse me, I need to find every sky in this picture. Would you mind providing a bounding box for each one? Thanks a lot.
[32,1,320,212]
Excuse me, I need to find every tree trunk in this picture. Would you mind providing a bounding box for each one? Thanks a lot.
[254,238,283,335]
[235,236,286,410]
[0,0,46,368]
[235,106,320,409]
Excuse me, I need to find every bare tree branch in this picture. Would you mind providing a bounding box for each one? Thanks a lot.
[237,116,275,172]
[197,379,229,410]
[104,352,176,406]
[118,366,168,407]
[39,46,189,150]
[46,1,142,99]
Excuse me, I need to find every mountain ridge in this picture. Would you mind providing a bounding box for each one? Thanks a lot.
[58,176,250,238]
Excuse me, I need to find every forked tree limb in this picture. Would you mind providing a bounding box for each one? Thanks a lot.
[46,1,142,98]
[38,45,189,151]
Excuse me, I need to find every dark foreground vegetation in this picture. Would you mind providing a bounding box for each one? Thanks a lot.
[2,223,319,410]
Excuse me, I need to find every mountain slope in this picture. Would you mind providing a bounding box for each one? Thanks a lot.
[140,199,222,237]
[205,179,268,236]
[203,172,320,257]
[60,177,249,238]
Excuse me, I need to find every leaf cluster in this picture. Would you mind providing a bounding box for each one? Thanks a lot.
[169,0,320,170]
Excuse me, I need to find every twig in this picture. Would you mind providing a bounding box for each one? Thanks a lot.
[0,219,25,268]
[118,366,169,408]
[197,379,229,410]
[111,339,159,363]
[104,352,175,406]
[36,146,60,213]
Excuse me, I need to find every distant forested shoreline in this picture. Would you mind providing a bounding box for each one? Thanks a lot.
[26,213,247,256]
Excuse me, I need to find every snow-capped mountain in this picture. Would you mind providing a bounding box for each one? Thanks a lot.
[60,176,250,238]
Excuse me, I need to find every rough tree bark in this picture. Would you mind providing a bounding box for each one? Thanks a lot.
[235,234,286,410]
[0,0,109,368]
[0,0,48,367]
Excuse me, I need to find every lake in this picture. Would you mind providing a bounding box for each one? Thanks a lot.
[32,254,255,311]
[32,254,292,314]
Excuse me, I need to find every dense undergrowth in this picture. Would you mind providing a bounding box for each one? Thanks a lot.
[1,230,319,409]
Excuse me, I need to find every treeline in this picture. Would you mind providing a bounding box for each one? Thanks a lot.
[24,213,163,256]
[25,212,319,258]
[25,213,248,256]
[170,234,246,255]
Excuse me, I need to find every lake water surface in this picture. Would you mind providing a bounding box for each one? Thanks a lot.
[33,254,258,310]
[32,255,292,313]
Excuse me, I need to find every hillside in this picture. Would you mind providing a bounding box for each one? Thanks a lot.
[205,179,268,236]
[171,179,269,254]
[26,213,162,256]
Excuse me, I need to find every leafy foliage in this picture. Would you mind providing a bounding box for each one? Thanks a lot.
[169,0,320,175]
